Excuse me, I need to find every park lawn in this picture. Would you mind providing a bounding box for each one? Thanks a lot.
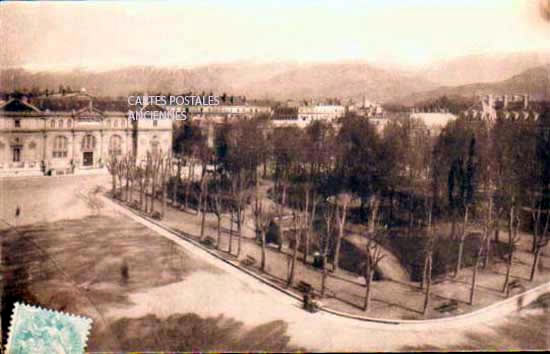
[1,214,221,350]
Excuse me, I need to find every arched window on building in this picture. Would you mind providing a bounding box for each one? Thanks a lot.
[109,135,122,157]
[53,136,68,158]
[114,119,118,128]
[67,119,72,128]
[50,120,56,128]
[58,120,64,128]
[82,134,96,152]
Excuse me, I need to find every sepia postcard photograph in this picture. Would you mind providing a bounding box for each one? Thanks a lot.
[1,0,550,352]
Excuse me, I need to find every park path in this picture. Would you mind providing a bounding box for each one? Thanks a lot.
[102,190,550,351]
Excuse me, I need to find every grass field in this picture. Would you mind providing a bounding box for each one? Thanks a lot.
[1,214,301,351]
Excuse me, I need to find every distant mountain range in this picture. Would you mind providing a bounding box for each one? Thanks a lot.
[395,64,550,106]
[421,51,550,87]
[1,52,549,105]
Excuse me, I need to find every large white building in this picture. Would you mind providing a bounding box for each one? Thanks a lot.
[0,95,172,176]
[297,105,346,123]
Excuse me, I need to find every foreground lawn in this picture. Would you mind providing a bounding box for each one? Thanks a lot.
[1,215,302,351]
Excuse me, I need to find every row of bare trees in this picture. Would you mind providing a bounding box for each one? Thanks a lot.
[106,106,550,314]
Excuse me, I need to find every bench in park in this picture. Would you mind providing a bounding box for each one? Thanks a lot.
[241,255,256,267]
[507,279,522,296]
[435,300,458,313]
[508,279,521,290]
[297,280,313,294]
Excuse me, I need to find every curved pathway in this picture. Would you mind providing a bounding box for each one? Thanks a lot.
[104,192,550,351]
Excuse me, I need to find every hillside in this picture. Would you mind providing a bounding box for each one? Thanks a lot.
[0,62,437,102]
[421,51,550,87]
[395,64,550,107]
[240,62,437,102]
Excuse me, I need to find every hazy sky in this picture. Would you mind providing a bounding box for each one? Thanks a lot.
[1,0,549,71]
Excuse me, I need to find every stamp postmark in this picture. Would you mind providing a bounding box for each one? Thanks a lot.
[5,302,92,354]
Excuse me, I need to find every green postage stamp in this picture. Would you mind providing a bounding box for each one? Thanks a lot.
[5,302,92,354]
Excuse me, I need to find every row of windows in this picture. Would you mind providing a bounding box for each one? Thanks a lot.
[51,135,124,158]
[47,119,128,129]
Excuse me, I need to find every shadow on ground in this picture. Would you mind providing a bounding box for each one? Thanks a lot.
[92,312,305,352]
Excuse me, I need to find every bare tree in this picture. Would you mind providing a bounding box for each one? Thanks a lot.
[160,153,173,218]
[320,202,336,298]
[172,156,182,207]
[199,172,209,241]
[254,179,273,272]
[126,154,137,204]
[231,171,249,257]
[421,202,436,315]
[212,179,224,250]
[302,185,319,265]
[530,206,550,281]
[469,198,492,305]
[332,193,352,272]
[363,232,386,311]
[148,150,163,214]
[455,205,469,276]
[287,209,305,287]
[106,155,118,196]
[502,199,521,293]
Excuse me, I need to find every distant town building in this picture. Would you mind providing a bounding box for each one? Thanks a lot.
[463,94,540,123]
[410,109,458,136]
[349,96,385,118]
[297,104,345,123]
[168,95,273,124]
[0,94,172,176]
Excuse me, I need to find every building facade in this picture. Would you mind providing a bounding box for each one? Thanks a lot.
[0,96,172,176]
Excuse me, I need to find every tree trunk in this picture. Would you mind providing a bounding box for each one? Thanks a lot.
[125,171,130,202]
[200,182,208,240]
[288,232,300,287]
[530,247,541,281]
[304,196,317,265]
[469,243,482,305]
[368,194,380,234]
[333,203,347,272]
[321,256,328,298]
[139,182,144,210]
[531,209,550,281]
[260,229,267,272]
[150,173,156,214]
[455,206,469,276]
[363,259,373,311]
[162,173,167,217]
[228,209,234,254]
[423,254,432,315]
[216,215,221,250]
[301,188,310,258]
[482,197,493,269]
[236,205,242,257]
[111,174,116,196]
[503,205,514,292]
